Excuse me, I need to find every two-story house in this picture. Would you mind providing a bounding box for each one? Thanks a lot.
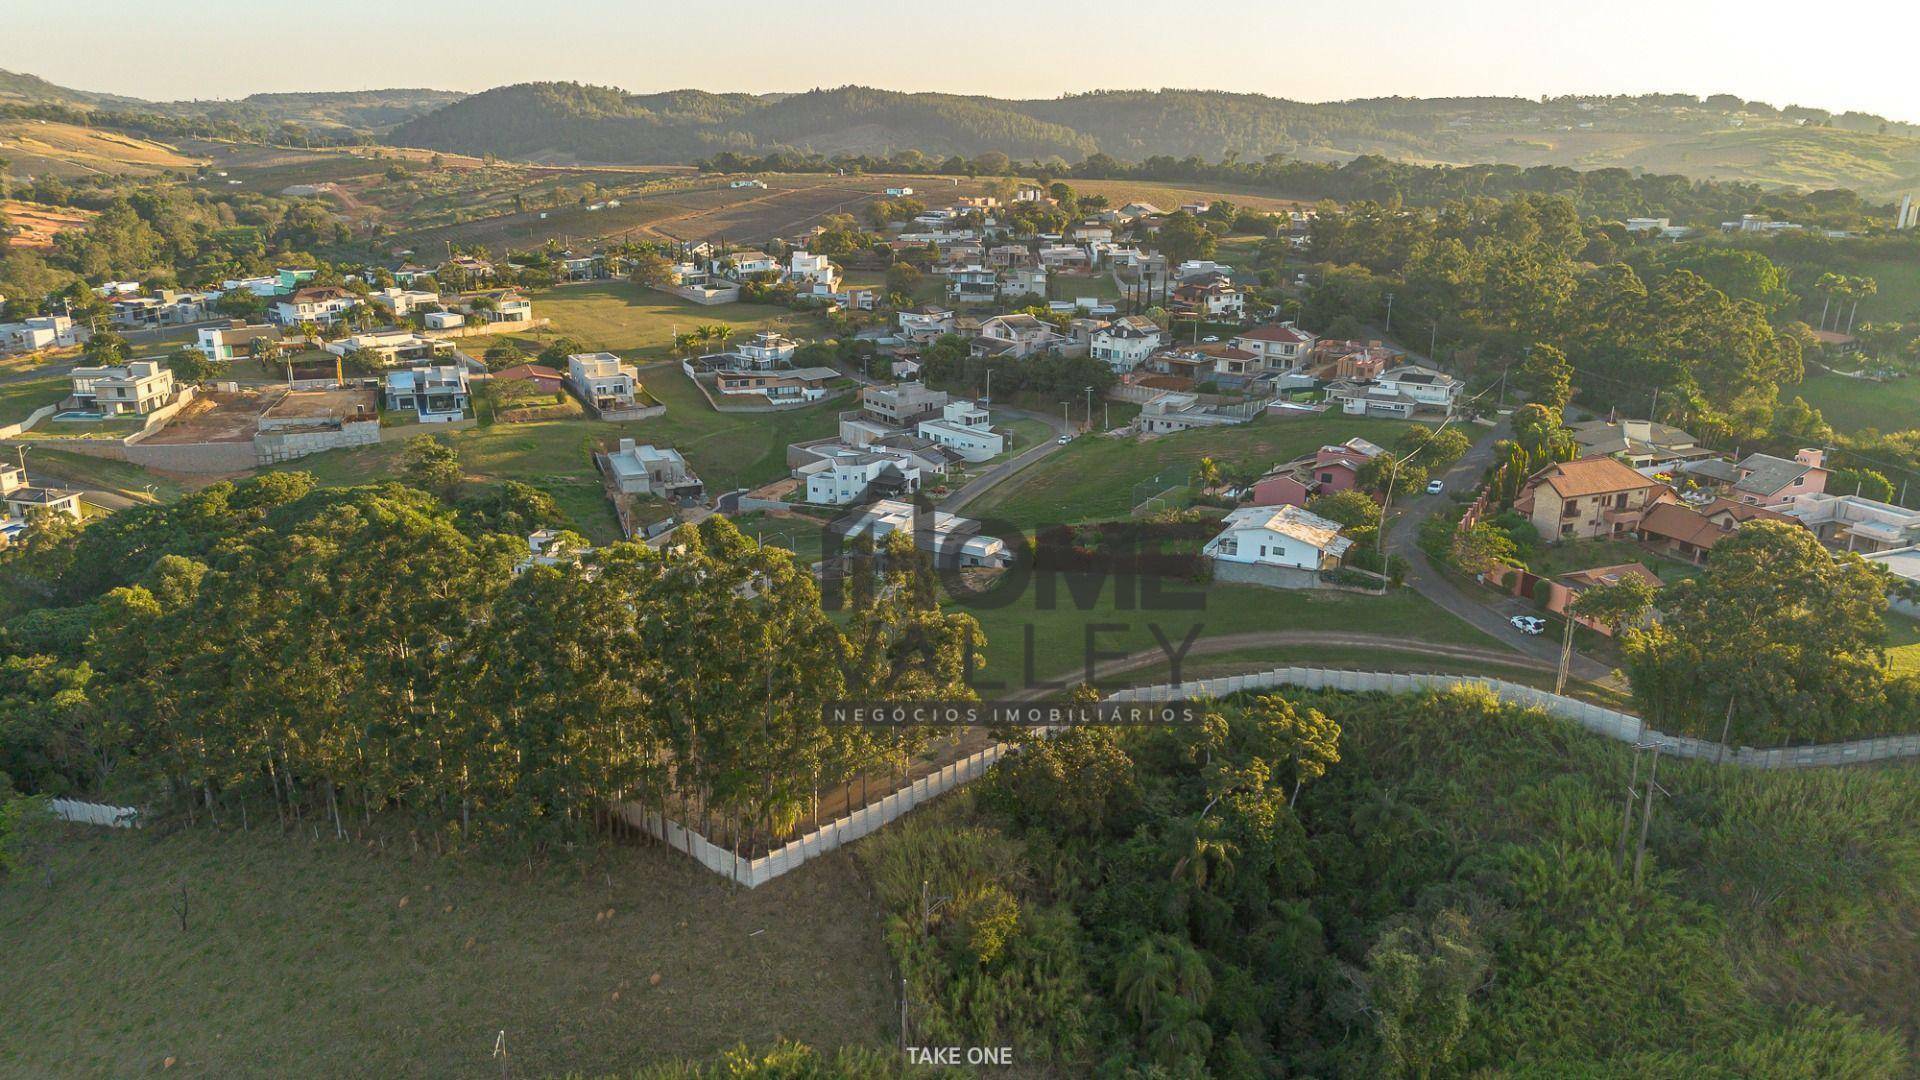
[270,286,361,327]
[1232,322,1317,372]
[384,364,470,422]
[971,314,1063,360]
[1516,457,1668,540]
[567,352,639,410]
[68,360,177,414]
[1090,315,1169,372]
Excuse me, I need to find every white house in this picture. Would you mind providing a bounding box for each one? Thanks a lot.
[1376,364,1463,411]
[384,365,469,422]
[898,304,956,342]
[372,287,442,317]
[1090,315,1167,372]
[732,330,799,368]
[1204,505,1352,572]
[424,310,465,330]
[831,498,1008,567]
[802,449,922,505]
[69,360,177,414]
[0,315,80,352]
[326,329,451,366]
[789,250,841,296]
[195,322,281,363]
[885,186,914,197]
[270,286,361,327]
[717,250,779,277]
[917,399,1003,462]
[567,352,639,410]
[971,314,1064,359]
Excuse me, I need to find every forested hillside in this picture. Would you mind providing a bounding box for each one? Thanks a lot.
[385,81,1920,196]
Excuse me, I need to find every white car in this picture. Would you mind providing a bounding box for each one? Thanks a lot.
[1426,479,1445,495]
[1509,615,1547,635]
[1056,434,1073,445]
[1201,335,1220,343]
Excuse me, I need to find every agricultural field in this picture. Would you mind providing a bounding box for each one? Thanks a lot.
[0,198,93,249]
[1787,371,1920,434]
[0,826,891,1077]
[1066,178,1310,214]
[0,120,205,178]
[967,413,1415,530]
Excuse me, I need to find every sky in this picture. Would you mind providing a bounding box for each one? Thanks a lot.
[6,0,1916,123]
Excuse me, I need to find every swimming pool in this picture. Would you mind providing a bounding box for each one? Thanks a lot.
[51,410,106,422]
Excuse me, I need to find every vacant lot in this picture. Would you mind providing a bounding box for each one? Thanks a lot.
[1789,372,1920,434]
[0,374,69,424]
[0,826,892,1077]
[490,280,828,360]
[968,413,1415,530]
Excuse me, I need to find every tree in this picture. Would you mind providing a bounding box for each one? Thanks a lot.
[401,433,463,496]
[1247,693,1341,804]
[81,329,127,367]
[1155,212,1217,267]
[1355,908,1488,1080]
[1620,521,1895,743]
[163,346,224,385]
[1516,343,1574,411]
[1193,456,1222,492]
[1567,576,1657,636]
[628,249,674,291]
[1307,489,1382,530]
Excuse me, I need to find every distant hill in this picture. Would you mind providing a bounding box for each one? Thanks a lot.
[385,83,1920,197]
[0,69,461,134]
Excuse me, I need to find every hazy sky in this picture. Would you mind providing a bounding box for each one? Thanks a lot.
[6,0,1915,122]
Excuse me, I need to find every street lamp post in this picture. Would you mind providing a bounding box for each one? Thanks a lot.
[1084,385,1094,427]
[1384,291,1395,335]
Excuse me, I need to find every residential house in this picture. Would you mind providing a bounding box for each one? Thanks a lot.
[732,330,799,369]
[1515,457,1667,540]
[1139,391,1251,433]
[987,244,1035,269]
[372,287,443,317]
[68,361,176,414]
[1781,492,1920,552]
[1175,260,1233,281]
[802,449,922,505]
[1548,563,1665,635]
[1375,365,1463,412]
[0,315,79,352]
[861,382,948,425]
[109,290,215,330]
[1039,244,1091,271]
[715,366,840,403]
[326,330,451,366]
[605,439,704,500]
[492,364,567,394]
[1170,281,1244,321]
[717,250,779,278]
[195,321,281,363]
[440,255,495,281]
[424,311,464,330]
[2,474,84,524]
[269,286,360,327]
[830,498,1008,567]
[916,399,1003,462]
[1308,339,1395,381]
[1203,505,1352,572]
[1635,497,1792,565]
[462,291,533,324]
[567,352,640,410]
[1232,322,1316,372]
[384,365,470,422]
[898,304,956,342]
[789,251,842,297]
[1569,418,1716,471]
[971,314,1063,360]
[1249,439,1385,507]
[1725,449,1829,507]
[1149,343,1260,384]
[998,268,1048,301]
[947,266,1000,304]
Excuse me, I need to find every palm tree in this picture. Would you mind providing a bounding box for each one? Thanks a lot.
[1170,833,1238,891]
[708,325,735,350]
[1847,277,1877,336]
[1814,273,1844,331]
[1114,940,1178,1028]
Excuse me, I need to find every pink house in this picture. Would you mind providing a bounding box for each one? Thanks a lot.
[1248,439,1383,508]
[1728,448,1828,508]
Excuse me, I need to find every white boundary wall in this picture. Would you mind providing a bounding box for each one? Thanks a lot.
[51,798,142,827]
[1106,667,1920,769]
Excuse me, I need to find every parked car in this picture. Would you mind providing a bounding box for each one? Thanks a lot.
[1426,479,1445,495]
[1201,335,1220,343]
[1509,615,1546,635]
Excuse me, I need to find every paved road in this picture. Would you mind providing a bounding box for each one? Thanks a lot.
[1006,629,1566,700]
[942,405,1070,512]
[1381,417,1618,686]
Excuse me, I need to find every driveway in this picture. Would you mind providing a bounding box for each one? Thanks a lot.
[941,405,1070,512]
[1382,417,1618,685]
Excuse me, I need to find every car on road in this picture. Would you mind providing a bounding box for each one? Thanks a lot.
[1509,615,1546,635]
[1057,434,1073,445]
[1426,479,1445,495]
[1201,335,1220,343]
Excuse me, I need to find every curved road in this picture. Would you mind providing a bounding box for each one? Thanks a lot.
[942,404,1070,512]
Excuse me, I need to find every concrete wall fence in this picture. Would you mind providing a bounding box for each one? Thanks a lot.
[51,798,142,828]
[0,403,59,440]
[616,742,1011,888]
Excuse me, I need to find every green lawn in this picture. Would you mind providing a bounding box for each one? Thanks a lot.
[1048,273,1123,301]
[1788,372,1920,435]
[1527,537,1699,582]
[0,826,892,1077]
[512,281,830,361]
[949,572,1495,692]
[16,447,204,502]
[968,414,1414,530]
[0,374,70,425]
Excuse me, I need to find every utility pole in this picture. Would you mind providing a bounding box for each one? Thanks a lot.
[1716,692,1737,764]
[1061,401,1069,431]
[1615,746,1644,870]
[1384,291,1395,334]
[1084,385,1094,427]
[1554,614,1576,696]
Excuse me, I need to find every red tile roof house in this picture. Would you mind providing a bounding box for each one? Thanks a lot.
[1540,563,1665,635]
[1635,496,1797,565]
[1515,456,1669,540]
[490,364,567,393]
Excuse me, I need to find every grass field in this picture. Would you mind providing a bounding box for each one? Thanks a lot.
[16,446,203,503]
[0,826,892,1077]
[967,413,1414,530]
[0,374,69,425]
[1789,372,1920,434]
[954,572,1495,691]
[494,281,828,362]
